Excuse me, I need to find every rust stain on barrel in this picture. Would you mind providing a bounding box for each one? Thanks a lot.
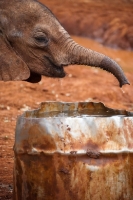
[14,102,133,200]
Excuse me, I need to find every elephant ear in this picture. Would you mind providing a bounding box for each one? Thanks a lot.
[0,32,30,81]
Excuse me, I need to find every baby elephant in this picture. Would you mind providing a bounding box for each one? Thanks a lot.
[0,0,129,86]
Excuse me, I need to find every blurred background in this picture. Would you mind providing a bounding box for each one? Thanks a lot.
[0,1,133,199]
[40,0,133,51]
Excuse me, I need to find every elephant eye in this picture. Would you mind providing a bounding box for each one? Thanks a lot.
[0,29,3,35]
[34,36,49,45]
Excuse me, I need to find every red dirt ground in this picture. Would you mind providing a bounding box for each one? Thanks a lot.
[0,1,133,199]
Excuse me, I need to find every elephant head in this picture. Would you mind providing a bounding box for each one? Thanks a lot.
[0,0,129,86]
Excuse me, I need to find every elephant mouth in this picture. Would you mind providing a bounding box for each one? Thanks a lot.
[45,56,66,78]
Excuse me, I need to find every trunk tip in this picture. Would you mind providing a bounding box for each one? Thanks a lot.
[100,57,130,88]
[120,80,130,88]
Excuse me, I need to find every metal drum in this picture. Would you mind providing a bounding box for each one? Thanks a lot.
[13,101,133,200]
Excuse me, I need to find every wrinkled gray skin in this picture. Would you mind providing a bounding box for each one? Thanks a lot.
[0,0,130,86]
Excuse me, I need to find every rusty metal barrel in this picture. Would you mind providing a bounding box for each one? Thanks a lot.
[13,101,133,200]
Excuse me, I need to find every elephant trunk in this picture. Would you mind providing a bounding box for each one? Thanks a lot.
[68,42,129,87]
